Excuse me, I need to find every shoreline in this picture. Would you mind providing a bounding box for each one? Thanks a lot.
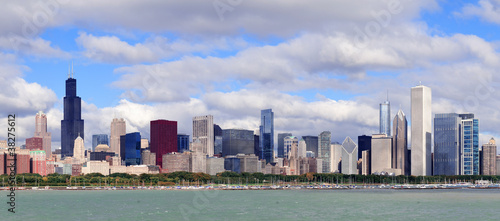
[3,183,500,191]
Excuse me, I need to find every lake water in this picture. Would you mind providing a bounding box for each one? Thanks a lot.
[2,189,499,220]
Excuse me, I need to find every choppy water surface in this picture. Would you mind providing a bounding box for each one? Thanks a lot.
[3,189,499,220]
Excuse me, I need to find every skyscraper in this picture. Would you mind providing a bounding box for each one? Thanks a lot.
[222,129,254,157]
[318,131,331,173]
[371,134,392,174]
[278,133,292,158]
[341,137,358,175]
[481,138,497,175]
[61,73,84,158]
[177,134,190,153]
[459,114,479,175]
[92,134,109,151]
[298,138,307,158]
[302,136,319,157]
[380,98,391,136]
[110,118,126,156]
[393,109,409,175]
[120,132,141,166]
[150,120,177,168]
[284,136,298,159]
[193,115,214,157]
[411,85,432,176]
[357,135,372,160]
[259,109,274,163]
[214,124,223,155]
[330,142,342,173]
[34,111,51,159]
[73,135,85,163]
[433,113,461,175]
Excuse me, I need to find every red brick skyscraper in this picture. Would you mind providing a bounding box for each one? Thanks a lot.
[150,120,177,168]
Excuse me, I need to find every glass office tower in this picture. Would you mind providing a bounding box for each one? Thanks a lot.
[433,113,461,175]
[259,109,274,163]
[380,99,391,136]
[92,134,109,151]
[460,114,479,175]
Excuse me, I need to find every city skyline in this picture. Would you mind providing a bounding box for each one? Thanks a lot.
[1,1,500,154]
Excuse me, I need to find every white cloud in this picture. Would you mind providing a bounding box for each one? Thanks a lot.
[0,53,58,115]
[75,32,249,64]
[0,0,438,37]
[0,36,69,59]
[457,0,500,25]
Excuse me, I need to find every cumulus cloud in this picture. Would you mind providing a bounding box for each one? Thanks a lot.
[0,36,69,58]
[457,0,500,25]
[0,53,58,116]
[76,32,249,64]
[0,0,438,37]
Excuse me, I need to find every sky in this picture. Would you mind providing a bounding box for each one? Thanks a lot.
[1,0,500,152]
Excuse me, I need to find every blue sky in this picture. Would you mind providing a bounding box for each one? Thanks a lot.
[1,0,500,151]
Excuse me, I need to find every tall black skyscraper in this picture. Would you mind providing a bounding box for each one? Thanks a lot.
[61,72,84,158]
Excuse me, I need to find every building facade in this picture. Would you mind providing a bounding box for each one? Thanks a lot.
[330,142,342,173]
[371,134,392,174]
[433,113,461,175]
[92,134,109,151]
[121,132,141,166]
[61,76,84,158]
[30,150,47,176]
[206,157,225,175]
[284,136,298,159]
[224,157,241,173]
[26,137,43,150]
[393,109,410,175]
[34,111,51,159]
[318,131,331,173]
[140,149,156,166]
[214,124,223,155]
[357,135,372,160]
[459,114,479,175]
[163,152,190,173]
[278,133,292,158]
[177,134,190,153]
[380,99,391,136]
[222,129,255,157]
[73,135,85,163]
[302,136,319,157]
[411,85,432,176]
[341,137,358,175]
[481,138,497,175]
[150,120,177,168]
[193,115,214,157]
[110,118,126,155]
[259,109,274,163]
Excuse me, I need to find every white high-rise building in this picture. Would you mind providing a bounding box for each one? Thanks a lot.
[330,143,342,173]
[110,118,126,156]
[73,135,85,163]
[193,115,214,157]
[371,134,392,174]
[411,85,432,176]
[341,137,358,175]
[298,139,307,158]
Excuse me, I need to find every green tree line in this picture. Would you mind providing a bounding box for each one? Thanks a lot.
[0,172,499,187]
